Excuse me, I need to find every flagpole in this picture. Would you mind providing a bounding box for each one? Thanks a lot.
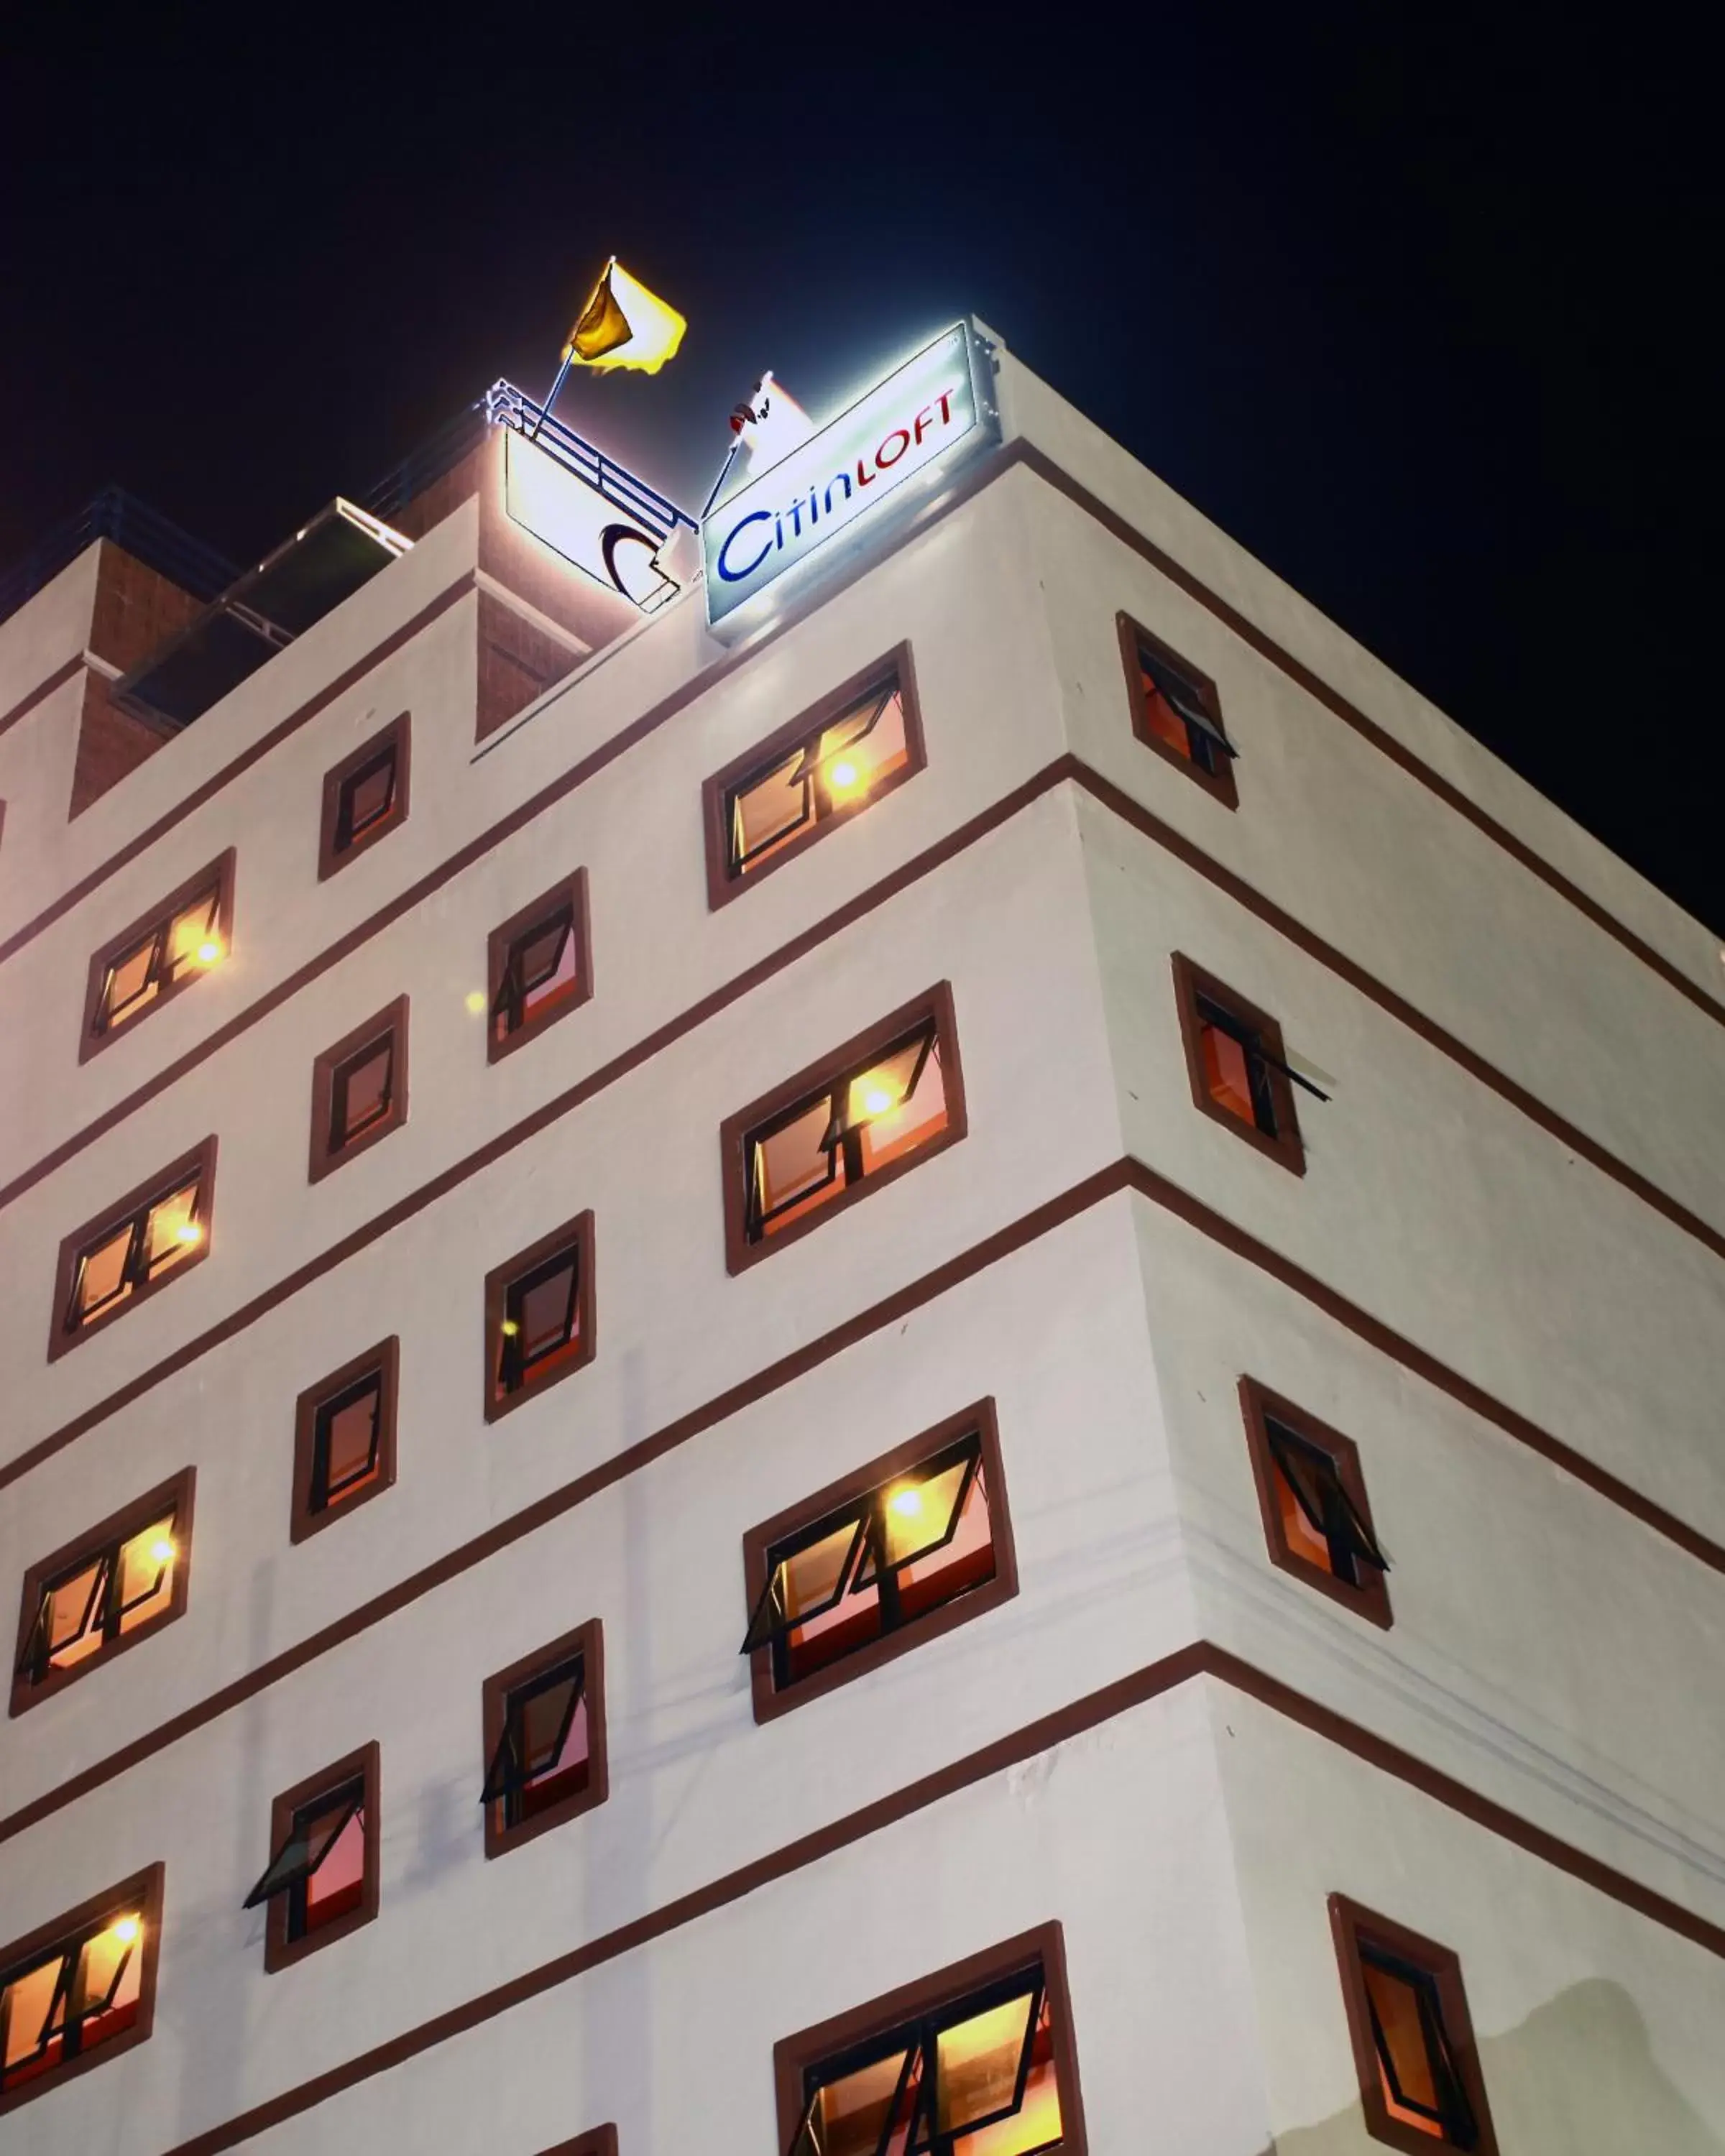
[699,438,745,520]
[530,351,574,443]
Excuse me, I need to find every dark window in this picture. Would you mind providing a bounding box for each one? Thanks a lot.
[1239,1381,1391,1626]
[480,1621,608,1857]
[741,1405,1016,1720]
[1118,614,1237,808]
[290,1341,398,1543]
[308,997,409,1181]
[11,1473,196,1715]
[247,1743,380,1972]
[722,985,965,1272]
[0,1867,164,2116]
[1330,1897,1498,2154]
[487,871,592,1062]
[49,1138,218,1360]
[318,713,410,879]
[484,1213,596,1422]
[80,851,236,1060]
[1172,955,1324,1175]
[774,1927,1085,2156]
[703,650,924,903]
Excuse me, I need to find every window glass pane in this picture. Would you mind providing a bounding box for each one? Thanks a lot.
[896,1465,995,1623]
[320,1383,381,1502]
[519,1258,576,1359]
[343,753,395,839]
[732,748,813,871]
[880,1457,971,1570]
[854,1037,947,1174]
[804,2050,914,2156]
[116,1514,178,1633]
[508,1665,591,1824]
[101,936,159,1029]
[957,1998,1062,2155]
[1200,1018,1258,1125]
[142,1179,201,1273]
[779,1520,859,1626]
[1139,660,1196,762]
[301,1801,366,1931]
[1363,1957,1447,2137]
[43,1558,108,1672]
[73,1917,142,2033]
[334,1040,392,1143]
[755,1097,844,1228]
[73,1222,134,1322]
[520,915,576,1013]
[164,889,221,982]
[936,1990,1035,2134]
[1,1954,66,2081]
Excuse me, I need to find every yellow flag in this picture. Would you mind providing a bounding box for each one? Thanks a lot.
[564,259,686,374]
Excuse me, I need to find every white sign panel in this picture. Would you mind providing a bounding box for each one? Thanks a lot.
[504,427,681,613]
[702,322,995,635]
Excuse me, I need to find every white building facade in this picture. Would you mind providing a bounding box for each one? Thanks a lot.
[0,328,1721,2156]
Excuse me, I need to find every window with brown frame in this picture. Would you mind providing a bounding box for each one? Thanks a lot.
[1330,1897,1498,2155]
[1171,954,1325,1174]
[48,1136,217,1361]
[0,1866,164,2116]
[10,1470,196,1716]
[1239,1381,1391,1627]
[79,849,236,1061]
[741,1403,1016,1721]
[483,1212,596,1422]
[774,1924,1085,2156]
[308,996,409,1181]
[317,711,409,879]
[1118,614,1237,808]
[487,870,592,1062]
[480,1619,607,1857]
[702,648,924,903]
[290,1340,398,1543]
[722,984,965,1273]
[245,1743,380,1973]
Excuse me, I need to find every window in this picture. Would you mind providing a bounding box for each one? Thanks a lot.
[48,1137,218,1360]
[774,1925,1085,2156]
[317,711,410,879]
[1239,1381,1391,1626]
[79,849,236,1061]
[308,996,410,1181]
[1118,614,1237,808]
[532,2135,617,2156]
[483,1212,596,1423]
[246,1743,380,1972]
[10,1471,196,1716]
[486,871,592,1062]
[703,648,924,903]
[480,1619,607,1856]
[741,1404,1016,1720]
[1171,954,1325,1175]
[722,984,965,1273]
[0,1866,164,2116]
[1330,1897,1498,2155]
[290,1340,399,1543]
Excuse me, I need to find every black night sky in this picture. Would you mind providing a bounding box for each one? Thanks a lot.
[4,9,1719,934]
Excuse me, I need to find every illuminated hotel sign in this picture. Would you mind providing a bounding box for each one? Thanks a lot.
[702,322,998,636]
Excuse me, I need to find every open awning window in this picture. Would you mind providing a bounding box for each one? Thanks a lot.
[114,500,411,731]
[242,1780,364,1911]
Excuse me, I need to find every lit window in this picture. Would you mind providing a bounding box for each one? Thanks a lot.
[778,1939,1080,2156]
[0,1871,162,2111]
[1172,956,1324,1175]
[51,1141,216,1357]
[1240,1381,1390,1625]
[487,873,590,1061]
[84,856,232,1054]
[480,1622,607,1856]
[1119,615,1236,808]
[1331,1897,1497,2153]
[740,1406,1015,1721]
[724,988,963,1268]
[11,1474,194,1712]
[484,1214,595,1422]
[247,1746,379,1971]
[730,677,911,880]
[308,998,409,1181]
[291,1341,397,1542]
[318,714,410,879]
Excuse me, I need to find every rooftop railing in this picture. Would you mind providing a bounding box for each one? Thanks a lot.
[0,487,238,634]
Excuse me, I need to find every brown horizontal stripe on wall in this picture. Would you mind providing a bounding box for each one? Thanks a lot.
[0,576,475,969]
[153,1640,1725,2156]
[4,1151,1719,1856]
[0,650,83,741]
[1014,444,1725,1028]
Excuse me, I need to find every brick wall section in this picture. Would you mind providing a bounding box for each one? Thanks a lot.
[476,591,578,743]
[69,543,199,818]
[70,673,176,818]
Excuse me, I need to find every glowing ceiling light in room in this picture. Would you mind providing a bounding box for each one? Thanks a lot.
[890,1486,924,1517]
[828,758,862,793]
[110,1916,141,1946]
[150,1538,175,1566]
[196,938,222,964]
[175,1222,203,1246]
